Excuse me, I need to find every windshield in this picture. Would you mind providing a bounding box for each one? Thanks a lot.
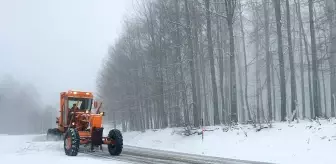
[68,97,92,111]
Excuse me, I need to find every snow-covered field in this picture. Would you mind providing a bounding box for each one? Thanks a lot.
[114,119,336,164]
[0,134,126,164]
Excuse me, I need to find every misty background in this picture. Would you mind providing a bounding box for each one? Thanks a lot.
[1,0,336,135]
[0,0,133,134]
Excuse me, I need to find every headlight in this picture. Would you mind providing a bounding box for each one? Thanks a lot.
[72,122,75,125]
[86,110,89,113]
[100,112,105,116]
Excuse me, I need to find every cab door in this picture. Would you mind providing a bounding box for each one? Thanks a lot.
[62,96,69,126]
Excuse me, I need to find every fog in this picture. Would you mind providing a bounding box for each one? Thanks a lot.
[0,0,133,134]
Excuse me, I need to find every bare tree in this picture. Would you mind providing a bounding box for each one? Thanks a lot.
[297,0,306,118]
[272,0,287,121]
[205,0,220,125]
[238,1,252,122]
[214,0,226,124]
[184,0,199,127]
[224,0,238,123]
[309,0,320,118]
[286,0,297,120]
[263,0,272,121]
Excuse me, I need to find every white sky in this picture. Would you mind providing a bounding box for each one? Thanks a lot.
[0,0,134,107]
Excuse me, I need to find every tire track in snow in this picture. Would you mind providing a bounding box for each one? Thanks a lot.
[80,150,186,164]
[80,145,274,164]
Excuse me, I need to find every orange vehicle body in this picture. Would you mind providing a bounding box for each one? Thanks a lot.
[56,90,113,145]
[47,89,123,156]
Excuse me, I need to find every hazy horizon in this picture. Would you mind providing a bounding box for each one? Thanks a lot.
[0,0,133,107]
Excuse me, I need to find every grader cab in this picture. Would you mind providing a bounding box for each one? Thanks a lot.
[46,90,123,156]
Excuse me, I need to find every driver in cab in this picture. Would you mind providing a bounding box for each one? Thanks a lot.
[71,103,79,111]
[68,104,79,124]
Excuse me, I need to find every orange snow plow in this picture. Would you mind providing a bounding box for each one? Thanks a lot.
[46,90,123,156]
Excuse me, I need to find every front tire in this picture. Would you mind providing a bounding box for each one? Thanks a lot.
[64,128,80,156]
[107,129,123,156]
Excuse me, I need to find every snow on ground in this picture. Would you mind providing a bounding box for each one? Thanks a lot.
[0,134,126,164]
[107,119,336,164]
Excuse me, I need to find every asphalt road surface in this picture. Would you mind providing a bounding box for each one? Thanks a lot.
[81,145,274,164]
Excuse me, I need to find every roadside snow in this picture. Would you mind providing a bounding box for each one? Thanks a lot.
[0,134,126,164]
[113,119,336,164]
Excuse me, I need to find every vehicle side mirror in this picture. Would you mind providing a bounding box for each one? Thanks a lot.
[93,101,98,108]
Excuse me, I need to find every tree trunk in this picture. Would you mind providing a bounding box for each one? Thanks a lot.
[263,0,272,121]
[205,0,220,125]
[239,2,252,121]
[309,0,320,118]
[158,6,167,128]
[199,28,209,126]
[273,0,287,121]
[286,0,297,120]
[322,64,327,117]
[173,0,189,125]
[225,0,238,123]
[271,47,276,120]
[191,1,203,126]
[184,0,199,127]
[215,0,226,124]
[236,35,245,123]
[298,9,306,118]
[254,3,261,123]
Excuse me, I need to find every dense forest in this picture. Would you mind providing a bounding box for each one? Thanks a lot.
[97,0,336,132]
[0,75,55,134]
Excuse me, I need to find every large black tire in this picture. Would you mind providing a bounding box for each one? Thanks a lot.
[63,128,80,156]
[47,128,62,141]
[107,129,123,156]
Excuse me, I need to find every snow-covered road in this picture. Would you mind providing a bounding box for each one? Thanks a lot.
[8,119,335,164]
[0,134,271,164]
[2,118,336,164]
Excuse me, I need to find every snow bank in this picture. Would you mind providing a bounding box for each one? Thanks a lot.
[120,119,336,164]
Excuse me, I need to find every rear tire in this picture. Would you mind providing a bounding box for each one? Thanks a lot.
[64,128,80,156]
[107,129,123,156]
